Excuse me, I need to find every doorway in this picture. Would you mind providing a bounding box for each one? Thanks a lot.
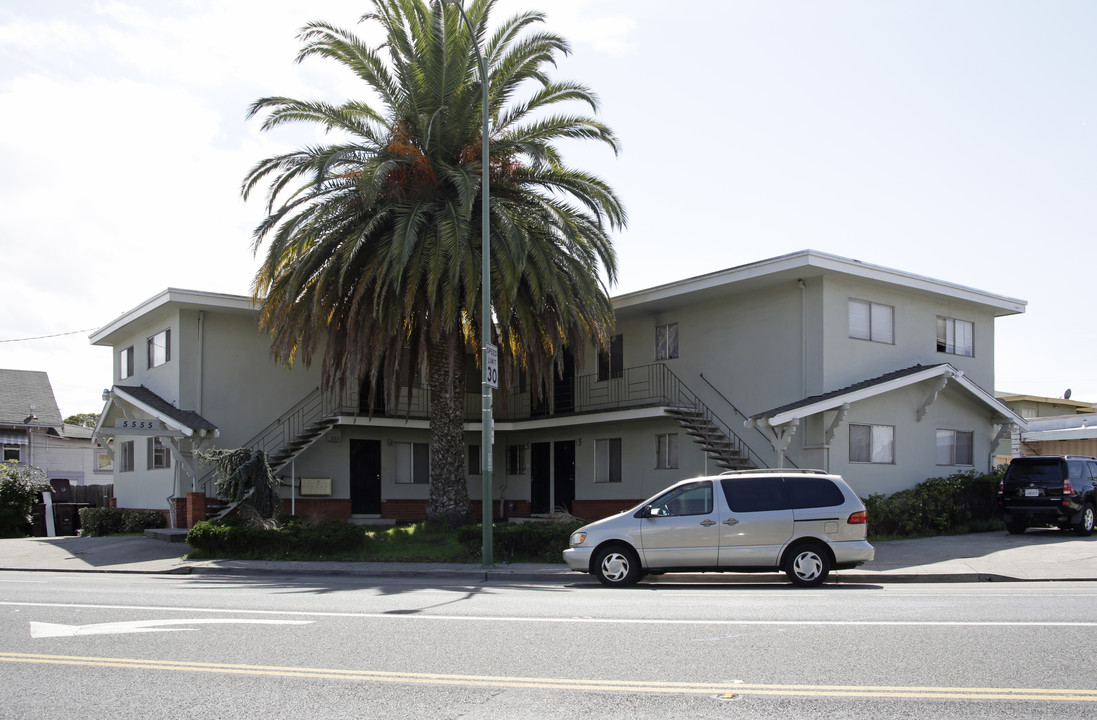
[349,439,382,515]
[530,440,576,515]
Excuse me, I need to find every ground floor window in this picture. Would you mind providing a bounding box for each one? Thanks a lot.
[507,445,526,475]
[147,438,171,470]
[849,424,894,464]
[2,444,19,462]
[119,441,135,473]
[395,442,429,484]
[655,433,678,469]
[936,429,974,466]
[595,438,622,483]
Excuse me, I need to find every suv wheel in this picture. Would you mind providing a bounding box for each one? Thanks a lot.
[593,545,642,587]
[1006,521,1027,535]
[1074,503,1095,537]
[784,542,831,587]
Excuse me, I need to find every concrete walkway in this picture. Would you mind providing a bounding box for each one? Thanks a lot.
[1,529,1096,584]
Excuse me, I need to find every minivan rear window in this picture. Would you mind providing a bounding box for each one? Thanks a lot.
[721,477,789,513]
[785,476,845,509]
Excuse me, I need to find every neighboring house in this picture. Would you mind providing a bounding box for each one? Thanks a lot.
[0,369,105,485]
[993,393,1097,461]
[994,393,1096,463]
[90,250,1028,527]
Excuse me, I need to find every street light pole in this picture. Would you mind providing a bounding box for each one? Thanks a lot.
[445,0,493,566]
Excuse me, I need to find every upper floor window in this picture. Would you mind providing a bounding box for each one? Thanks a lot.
[936,429,974,466]
[598,334,623,381]
[120,346,134,380]
[849,423,894,464]
[936,316,973,357]
[849,299,894,344]
[655,323,678,360]
[147,329,171,368]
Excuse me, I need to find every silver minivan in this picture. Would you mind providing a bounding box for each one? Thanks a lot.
[563,470,874,587]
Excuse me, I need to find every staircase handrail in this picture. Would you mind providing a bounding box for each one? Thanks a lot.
[651,364,772,469]
[698,372,796,469]
[197,387,332,496]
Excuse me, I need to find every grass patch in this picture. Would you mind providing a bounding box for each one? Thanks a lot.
[358,523,472,562]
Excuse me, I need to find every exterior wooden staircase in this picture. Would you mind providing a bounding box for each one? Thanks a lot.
[665,407,756,471]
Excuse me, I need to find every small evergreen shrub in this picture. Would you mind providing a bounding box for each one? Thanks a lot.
[862,469,1003,538]
[458,521,584,562]
[186,518,367,558]
[78,508,166,536]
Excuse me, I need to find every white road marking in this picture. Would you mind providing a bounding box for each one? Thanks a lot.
[4,601,1097,628]
[29,618,313,638]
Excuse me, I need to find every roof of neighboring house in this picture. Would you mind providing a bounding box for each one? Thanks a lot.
[613,249,1027,318]
[995,393,1095,412]
[749,363,1027,429]
[0,369,63,429]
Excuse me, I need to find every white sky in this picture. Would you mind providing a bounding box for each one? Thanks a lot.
[1,0,1094,417]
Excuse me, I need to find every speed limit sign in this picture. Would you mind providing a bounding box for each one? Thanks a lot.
[484,344,499,389]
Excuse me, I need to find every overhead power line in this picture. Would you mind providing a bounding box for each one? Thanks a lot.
[0,328,97,343]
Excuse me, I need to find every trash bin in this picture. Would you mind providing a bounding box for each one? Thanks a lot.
[31,504,47,537]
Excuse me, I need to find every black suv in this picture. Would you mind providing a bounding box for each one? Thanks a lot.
[997,455,1097,536]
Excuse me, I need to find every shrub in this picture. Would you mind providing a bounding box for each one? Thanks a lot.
[457,521,584,562]
[79,508,166,536]
[862,469,1003,538]
[186,517,367,558]
[0,462,48,538]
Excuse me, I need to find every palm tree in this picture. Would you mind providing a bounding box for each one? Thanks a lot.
[242,0,626,524]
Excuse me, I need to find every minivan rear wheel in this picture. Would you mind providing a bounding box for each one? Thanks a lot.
[784,542,831,587]
[593,545,642,587]
[1074,503,1095,537]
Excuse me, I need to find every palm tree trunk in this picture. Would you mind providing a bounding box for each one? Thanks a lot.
[425,331,473,524]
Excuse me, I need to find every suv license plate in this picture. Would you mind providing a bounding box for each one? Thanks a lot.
[1025,488,1041,497]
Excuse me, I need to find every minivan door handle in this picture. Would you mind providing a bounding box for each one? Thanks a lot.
[723,518,739,526]
[699,519,716,527]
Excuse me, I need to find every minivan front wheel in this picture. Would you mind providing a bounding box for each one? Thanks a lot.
[1074,503,1095,537]
[593,545,642,587]
[784,542,831,587]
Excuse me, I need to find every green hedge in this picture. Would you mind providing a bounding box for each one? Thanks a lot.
[457,521,584,562]
[78,507,166,536]
[861,469,1002,538]
[186,517,367,558]
[0,462,48,538]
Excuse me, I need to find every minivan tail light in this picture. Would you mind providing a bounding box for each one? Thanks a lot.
[847,510,867,524]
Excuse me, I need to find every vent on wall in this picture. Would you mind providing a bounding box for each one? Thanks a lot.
[299,477,332,496]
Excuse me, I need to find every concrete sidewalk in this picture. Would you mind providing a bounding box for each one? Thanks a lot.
[2,529,1096,584]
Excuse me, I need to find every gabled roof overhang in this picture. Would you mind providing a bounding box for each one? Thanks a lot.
[93,385,219,440]
[748,363,1028,430]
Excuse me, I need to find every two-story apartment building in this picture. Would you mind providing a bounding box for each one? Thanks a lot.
[91,250,1027,527]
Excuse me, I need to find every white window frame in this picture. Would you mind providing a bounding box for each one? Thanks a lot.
[849,423,895,464]
[849,299,894,344]
[147,437,171,470]
[507,445,527,475]
[655,433,678,469]
[655,323,678,360]
[120,346,134,380]
[595,438,622,483]
[147,329,171,368]
[119,441,135,473]
[936,429,974,466]
[395,442,429,484]
[936,316,974,357]
[2,444,20,463]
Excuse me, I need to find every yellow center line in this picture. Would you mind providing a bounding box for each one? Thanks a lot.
[1,652,1095,701]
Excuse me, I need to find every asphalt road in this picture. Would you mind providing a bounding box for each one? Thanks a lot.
[2,571,1096,719]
